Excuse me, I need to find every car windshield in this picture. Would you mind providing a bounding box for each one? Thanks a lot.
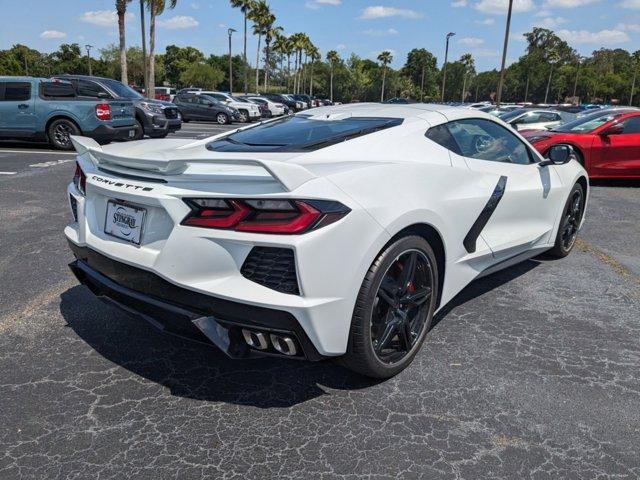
[550,111,624,133]
[102,79,143,99]
[499,109,528,121]
[207,115,403,152]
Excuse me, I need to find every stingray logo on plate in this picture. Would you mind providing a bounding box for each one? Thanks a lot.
[105,201,146,245]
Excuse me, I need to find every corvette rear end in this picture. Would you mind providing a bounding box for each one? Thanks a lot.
[65,134,386,362]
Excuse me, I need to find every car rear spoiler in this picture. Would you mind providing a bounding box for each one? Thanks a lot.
[70,135,316,192]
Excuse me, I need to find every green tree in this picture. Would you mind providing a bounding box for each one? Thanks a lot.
[179,63,224,89]
[326,50,339,102]
[163,45,205,86]
[402,48,438,101]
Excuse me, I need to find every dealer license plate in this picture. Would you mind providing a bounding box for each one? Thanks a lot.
[104,200,146,245]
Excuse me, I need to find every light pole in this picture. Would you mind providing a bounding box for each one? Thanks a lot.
[228,28,236,94]
[85,44,93,76]
[495,0,513,107]
[441,32,455,102]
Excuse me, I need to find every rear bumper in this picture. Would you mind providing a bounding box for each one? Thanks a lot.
[85,124,137,143]
[68,242,323,361]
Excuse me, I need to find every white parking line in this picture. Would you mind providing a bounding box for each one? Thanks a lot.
[29,159,74,168]
[0,149,74,155]
[0,171,17,175]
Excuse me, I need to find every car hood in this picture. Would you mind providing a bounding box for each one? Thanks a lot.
[133,98,175,108]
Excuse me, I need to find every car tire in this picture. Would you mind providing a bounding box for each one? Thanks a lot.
[48,118,81,150]
[341,235,439,379]
[132,119,145,140]
[238,110,249,123]
[216,112,230,125]
[547,182,585,258]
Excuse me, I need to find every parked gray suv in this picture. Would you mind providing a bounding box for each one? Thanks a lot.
[54,75,182,139]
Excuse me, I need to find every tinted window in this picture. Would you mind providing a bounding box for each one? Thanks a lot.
[551,110,626,133]
[539,112,560,122]
[621,116,640,134]
[208,115,403,152]
[77,80,109,98]
[100,79,143,99]
[1,82,31,101]
[197,96,216,106]
[499,109,529,122]
[427,118,533,165]
[41,81,76,98]
[517,112,542,124]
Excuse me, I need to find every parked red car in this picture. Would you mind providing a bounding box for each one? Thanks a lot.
[521,108,640,179]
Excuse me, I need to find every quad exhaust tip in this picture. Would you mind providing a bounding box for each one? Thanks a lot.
[269,334,297,356]
[241,328,298,356]
[242,329,268,350]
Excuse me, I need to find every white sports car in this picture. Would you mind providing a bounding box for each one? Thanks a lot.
[65,104,588,378]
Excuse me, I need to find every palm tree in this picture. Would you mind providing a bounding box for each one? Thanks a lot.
[116,0,132,84]
[230,0,255,94]
[460,53,475,102]
[377,50,393,102]
[263,22,282,90]
[326,50,339,102]
[139,0,148,92]
[289,33,306,93]
[272,34,288,87]
[308,45,320,96]
[248,0,269,92]
[146,0,177,99]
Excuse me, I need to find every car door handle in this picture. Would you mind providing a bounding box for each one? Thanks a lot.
[18,104,29,109]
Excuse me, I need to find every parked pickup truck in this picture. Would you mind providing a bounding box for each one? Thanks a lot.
[0,77,136,150]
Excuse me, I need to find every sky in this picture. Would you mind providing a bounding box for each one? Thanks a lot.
[2,0,640,71]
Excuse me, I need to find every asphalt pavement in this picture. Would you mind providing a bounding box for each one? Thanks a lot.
[0,123,639,479]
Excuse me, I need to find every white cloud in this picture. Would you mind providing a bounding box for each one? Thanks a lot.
[362,27,399,35]
[157,15,199,29]
[451,0,468,6]
[535,9,552,16]
[475,18,495,25]
[538,16,568,27]
[336,43,347,50]
[40,30,67,40]
[306,0,341,8]
[458,36,485,47]
[359,6,423,19]
[190,2,199,9]
[474,0,534,14]
[556,28,630,44]
[543,0,598,7]
[474,48,499,57]
[80,10,133,27]
[619,0,640,8]
[616,22,640,32]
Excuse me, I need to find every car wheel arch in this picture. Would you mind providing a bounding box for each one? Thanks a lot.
[45,115,82,138]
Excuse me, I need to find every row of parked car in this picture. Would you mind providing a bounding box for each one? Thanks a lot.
[0,74,335,150]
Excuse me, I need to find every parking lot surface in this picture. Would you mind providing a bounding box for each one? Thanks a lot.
[0,123,639,479]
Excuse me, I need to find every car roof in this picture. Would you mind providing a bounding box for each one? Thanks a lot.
[297,102,498,124]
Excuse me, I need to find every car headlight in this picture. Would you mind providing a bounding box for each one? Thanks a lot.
[139,102,164,114]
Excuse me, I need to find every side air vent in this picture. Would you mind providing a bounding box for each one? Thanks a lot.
[240,247,299,295]
[69,194,78,222]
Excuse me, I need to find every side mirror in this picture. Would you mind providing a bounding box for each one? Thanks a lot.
[540,144,572,166]
[600,123,624,136]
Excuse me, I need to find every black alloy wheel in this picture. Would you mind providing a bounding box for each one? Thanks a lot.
[548,182,585,258]
[560,188,583,251]
[48,119,80,150]
[371,249,434,364]
[342,235,439,378]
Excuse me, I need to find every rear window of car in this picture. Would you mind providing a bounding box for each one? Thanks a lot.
[0,82,31,101]
[41,81,76,98]
[207,115,403,152]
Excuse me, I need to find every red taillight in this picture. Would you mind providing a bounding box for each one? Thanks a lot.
[181,198,349,234]
[73,162,86,195]
[95,103,111,121]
